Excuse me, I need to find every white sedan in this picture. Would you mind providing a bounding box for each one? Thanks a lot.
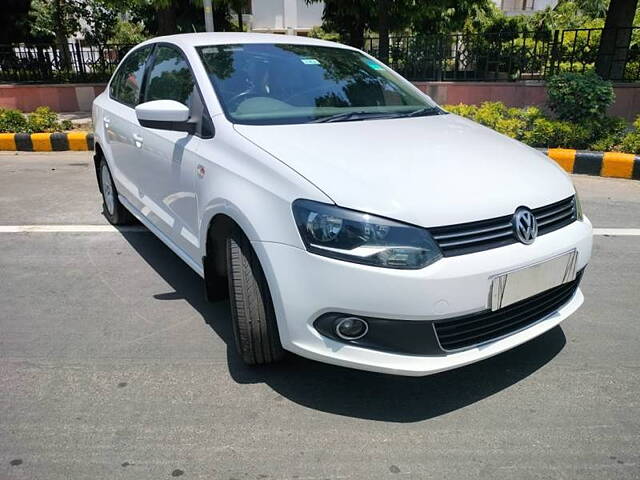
[92,33,592,376]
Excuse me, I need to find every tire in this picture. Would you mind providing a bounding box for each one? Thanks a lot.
[227,229,284,365]
[99,158,133,225]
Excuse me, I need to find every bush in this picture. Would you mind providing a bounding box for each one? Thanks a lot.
[445,100,634,152]
[27,106,61,132]
[523,118,591,149]
[0,108,30,133]
[0,106,73,133]
[619,116,640,154]
[547,72,615,123]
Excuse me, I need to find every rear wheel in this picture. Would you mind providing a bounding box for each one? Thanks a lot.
[227,229,284,365]
[99,158,133,225]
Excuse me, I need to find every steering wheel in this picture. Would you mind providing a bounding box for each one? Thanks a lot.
[227,89,261,111]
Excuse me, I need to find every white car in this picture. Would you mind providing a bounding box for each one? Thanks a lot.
[92,33,593,376]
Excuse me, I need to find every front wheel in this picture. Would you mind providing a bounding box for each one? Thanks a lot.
[227,229,284,365]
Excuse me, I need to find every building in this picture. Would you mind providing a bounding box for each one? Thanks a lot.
[249,0,324,35]
[493,0,558,16]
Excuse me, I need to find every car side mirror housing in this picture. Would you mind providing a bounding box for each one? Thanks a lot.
[135,100,196,134]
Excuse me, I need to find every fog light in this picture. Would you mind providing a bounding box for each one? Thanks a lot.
[335,316,368,340]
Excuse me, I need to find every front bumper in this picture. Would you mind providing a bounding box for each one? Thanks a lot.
[254,218,592,376]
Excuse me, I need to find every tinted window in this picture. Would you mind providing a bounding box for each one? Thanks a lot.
[110,46,152,107]
[197,44,440,125]
[144,46,196,107]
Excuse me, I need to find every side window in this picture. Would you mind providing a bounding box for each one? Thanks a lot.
[109,46,152,107]
[144,46,196,108]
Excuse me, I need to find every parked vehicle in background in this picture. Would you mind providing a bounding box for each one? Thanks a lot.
[93,33,592,376]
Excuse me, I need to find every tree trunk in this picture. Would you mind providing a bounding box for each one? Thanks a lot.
[348,24,365,49]
[157,1,177,35]
[377,0,390,64]
[236,2,244,32]
[53,0,72,70]
[213,3,230,32]
[595,0,639,80]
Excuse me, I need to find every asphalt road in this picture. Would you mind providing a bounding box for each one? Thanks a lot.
[1,152,639,480]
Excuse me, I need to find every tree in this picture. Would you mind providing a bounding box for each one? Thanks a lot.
[4,0,36,43]
[307,0,375,49]
[595,0,639,80]
[308,0,492,56]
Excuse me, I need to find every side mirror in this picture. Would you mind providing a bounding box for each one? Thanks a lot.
[135,100,196,134]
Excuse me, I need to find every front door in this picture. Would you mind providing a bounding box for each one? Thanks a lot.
[135,45,207,262]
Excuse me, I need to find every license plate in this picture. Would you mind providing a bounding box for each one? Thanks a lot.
[489,250,578,311]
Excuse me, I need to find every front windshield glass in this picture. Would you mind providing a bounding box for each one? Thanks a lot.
[196,43,442,125]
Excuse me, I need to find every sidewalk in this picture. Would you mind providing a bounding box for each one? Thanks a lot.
[58,112,92,130]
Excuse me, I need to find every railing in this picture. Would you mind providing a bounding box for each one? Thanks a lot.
[0,27,638,83]
[363,27,640,82]
[0,42,135,83]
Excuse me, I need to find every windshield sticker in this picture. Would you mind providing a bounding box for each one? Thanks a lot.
[301,58,321,65]
[365,60,384,70]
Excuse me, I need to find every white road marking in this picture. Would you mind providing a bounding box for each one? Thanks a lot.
[0,225,639,236]
[0,225,148,233]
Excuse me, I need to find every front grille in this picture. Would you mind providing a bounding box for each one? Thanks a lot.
[434,269,583,351]
[430,195,577,257]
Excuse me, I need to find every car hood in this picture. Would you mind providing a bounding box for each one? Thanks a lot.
[234,114,575,227]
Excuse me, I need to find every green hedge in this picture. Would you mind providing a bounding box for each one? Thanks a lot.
[0,107,74,134]
[444,101,640,154]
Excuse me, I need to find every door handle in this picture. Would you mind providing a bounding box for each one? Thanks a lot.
[103,116,110,128]
[132,133,143,148]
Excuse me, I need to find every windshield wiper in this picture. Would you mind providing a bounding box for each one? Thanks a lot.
[310,111,402,123]
[402,106,445,118]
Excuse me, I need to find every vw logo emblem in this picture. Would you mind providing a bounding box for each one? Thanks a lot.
[512,207,538,245]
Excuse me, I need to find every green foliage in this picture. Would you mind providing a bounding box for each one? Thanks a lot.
[547,72,614,122]
[444,101,635,152]
[0,109,30,133]
[0,107,71,133]
[109,19,147,44]
[27,106,62,132]
[619,116,640,154]
[308,26,341,42]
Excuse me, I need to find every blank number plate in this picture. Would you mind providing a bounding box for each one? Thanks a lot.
[489,250,578,311]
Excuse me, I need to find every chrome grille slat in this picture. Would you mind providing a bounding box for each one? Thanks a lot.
[437,228,513,248]
[535,201,574,220]
[432,222,512,241]
[430,195,576,257]
[537,208,574,227]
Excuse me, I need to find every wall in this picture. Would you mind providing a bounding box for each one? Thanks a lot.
[413,81,640,121]
[249,0,323,32]
[0,84,105,113]
[1,82,639,121]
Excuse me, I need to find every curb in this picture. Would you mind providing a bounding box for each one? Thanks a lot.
[0,132,94,152]
[542,148,640,180]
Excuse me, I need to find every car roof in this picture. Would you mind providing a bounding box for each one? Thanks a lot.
[138,32,356,51]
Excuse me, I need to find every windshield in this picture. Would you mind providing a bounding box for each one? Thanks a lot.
[196,43,443,125]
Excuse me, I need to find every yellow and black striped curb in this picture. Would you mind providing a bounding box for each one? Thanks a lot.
[542,148,640,180]
[0,132,94,152]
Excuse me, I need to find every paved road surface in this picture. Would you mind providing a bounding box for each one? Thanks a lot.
[1,152,639,479]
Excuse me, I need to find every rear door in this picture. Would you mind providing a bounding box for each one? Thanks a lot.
[104,45,154,209]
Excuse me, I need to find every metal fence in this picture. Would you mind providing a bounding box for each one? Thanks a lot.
[0,27,639,83]
[0,42,134,83]
[363,27,640,82]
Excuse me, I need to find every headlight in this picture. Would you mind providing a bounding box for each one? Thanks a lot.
[574,191,584,221]
[292,199,442,269]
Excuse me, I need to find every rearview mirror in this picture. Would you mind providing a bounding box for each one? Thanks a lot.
[135,100,195,134]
